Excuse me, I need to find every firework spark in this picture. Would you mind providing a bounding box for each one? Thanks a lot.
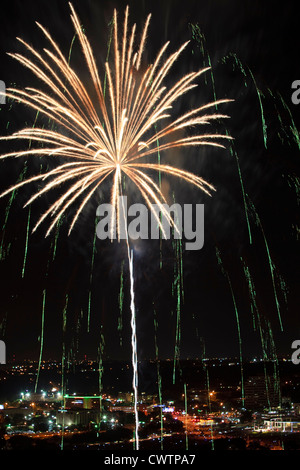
[0,3,232,238]
[0,3,232,450]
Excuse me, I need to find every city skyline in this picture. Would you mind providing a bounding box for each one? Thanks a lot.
[0,0,298,434]
[1,356,300,451]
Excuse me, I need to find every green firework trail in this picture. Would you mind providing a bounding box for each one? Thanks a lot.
[148,72,163,268]
[200,340,214,450]
[226,128,252,245]
[27,108,40,150]
[184,383,188,450]
[60,345,66,451]
[266,88,293,147]
[61,294,69,391]
[221,53,268,148]
[21,205,31,278]
[34,289,46,393]
[219,65,296,328]
[221,52,248,87]
[243,261,270,407]
[172,235,184,384]
[171,194,184,384]
[277,93,300,150]
[242,260,281,409]
[62,293,69,380]
[266,318,281,407]
[118,260,125,346]
[284,173,300,241]
[60,294,68,451]
[151,92,162,268]
[0,163,28,260]
[1,153,26,216]
[103,15,114,100]
[226,277,245,407]
[98,326,105,431]
[157,138,163,270]
[62,294,68,335]
[52,215,64,262]
[215,247,245,407]
[247,196,284,331]
[153,306,163,449]
[242,260,261,331]
[248,67,268,148]
[184,42,255,246]
[172,289,181,385]
[22,160,47,277]
[286,174,300,206]
[87,291,92,333]
[189,23,218,107]
[67,32,77,67]
[74,309,84,355]
[245,66,267,149]
[87,218,98,333]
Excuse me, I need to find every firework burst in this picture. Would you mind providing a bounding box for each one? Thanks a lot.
[0,3,232,239]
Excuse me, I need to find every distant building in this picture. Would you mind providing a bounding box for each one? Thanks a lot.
[1,407,30,419]
[117,392,134,403]
[244,375,280,410]
[56,409,100,426]
[188,389,210,403]
[64,395,101,410]
[116,392,157,405]
[109,405,133,413]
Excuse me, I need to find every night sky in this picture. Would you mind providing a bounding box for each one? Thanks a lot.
[0,0,299,363]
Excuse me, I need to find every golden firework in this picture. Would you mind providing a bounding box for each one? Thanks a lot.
[0,3,232,239]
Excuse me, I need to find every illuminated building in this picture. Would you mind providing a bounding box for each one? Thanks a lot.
[254,416,300,432]
[64,395,102,410]
[56,409,101,426]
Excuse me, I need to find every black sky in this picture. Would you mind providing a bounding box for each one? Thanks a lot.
[0,0,299,362]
